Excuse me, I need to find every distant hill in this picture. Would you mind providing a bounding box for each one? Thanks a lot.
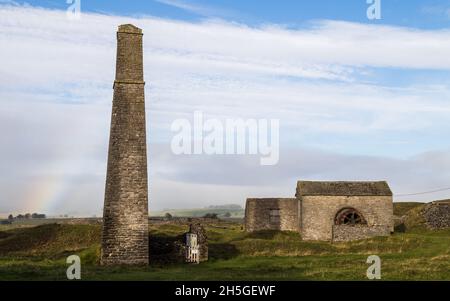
[151,206,244,218]
[205,204,242,210]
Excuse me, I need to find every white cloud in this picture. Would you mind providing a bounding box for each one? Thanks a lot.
[151,145,450,203]
[154,0,232,18]
[1,5,450,214]
[0,0,19,5]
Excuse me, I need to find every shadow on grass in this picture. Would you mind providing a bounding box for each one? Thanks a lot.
[242,230,301,240]
[209,243,240,260]
[0,231,11,239]
[149,233,184,266]
[244,230,280,240]
[0,224,60,254]
[394,223,406,233]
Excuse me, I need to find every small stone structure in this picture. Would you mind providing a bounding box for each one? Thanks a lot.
[245,180,394,242]
[148,223,208,265]
[245,198,299,232]
[184,224,208,263]
[101,24,149,265]
[422,200,450,229]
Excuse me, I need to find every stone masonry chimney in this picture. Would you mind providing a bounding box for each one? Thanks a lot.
[101,24,149,265]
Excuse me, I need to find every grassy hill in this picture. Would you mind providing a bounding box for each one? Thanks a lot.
[0,214,449,280]
[393,202,425,216]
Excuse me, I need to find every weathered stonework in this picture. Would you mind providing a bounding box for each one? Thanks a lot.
[245,198,299,232]
[244,181,394,242]
[184,223,208,263]
[422,200,450,229]
[101,24,149,265]
[332,225,392,242]
[301,195,393,241]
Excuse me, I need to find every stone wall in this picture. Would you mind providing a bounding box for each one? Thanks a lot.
[245,198,300,232]
[422,201,450,229]
[332,225,391,242]
[101,24,149,266]
[301,196,393,241]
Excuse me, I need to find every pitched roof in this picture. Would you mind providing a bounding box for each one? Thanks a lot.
[246,198,297,202]
[296,181,392,197]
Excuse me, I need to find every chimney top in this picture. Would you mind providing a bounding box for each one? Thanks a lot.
[118,24,142,34]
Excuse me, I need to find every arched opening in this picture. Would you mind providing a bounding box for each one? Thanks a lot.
[334,208,367,226]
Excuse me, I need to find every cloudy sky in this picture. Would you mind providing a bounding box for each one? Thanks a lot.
[1,0,450,216]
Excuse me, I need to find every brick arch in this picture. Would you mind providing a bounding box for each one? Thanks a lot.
[334,207,367,226]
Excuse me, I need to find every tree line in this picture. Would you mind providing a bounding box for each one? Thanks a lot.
[8,213,46,220]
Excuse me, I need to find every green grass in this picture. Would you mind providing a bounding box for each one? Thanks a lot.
[393,202,425,216]
[0,218,449,280]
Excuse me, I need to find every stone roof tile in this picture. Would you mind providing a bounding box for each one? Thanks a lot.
[296,181,392,197]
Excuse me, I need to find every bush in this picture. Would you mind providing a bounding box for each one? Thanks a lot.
[203,213,218,219]
[31,213,46,219]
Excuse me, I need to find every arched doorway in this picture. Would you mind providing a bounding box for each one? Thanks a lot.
[334,208,367,226]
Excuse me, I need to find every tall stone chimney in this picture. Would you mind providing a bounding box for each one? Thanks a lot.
[101,24,149,265]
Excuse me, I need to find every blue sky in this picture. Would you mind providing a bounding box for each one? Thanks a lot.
[20,0,450,29]
[1,0,450,215]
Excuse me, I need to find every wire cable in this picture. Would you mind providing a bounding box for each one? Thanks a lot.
[395,186,450,197]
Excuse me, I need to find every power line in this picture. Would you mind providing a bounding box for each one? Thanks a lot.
[395,186,450,197]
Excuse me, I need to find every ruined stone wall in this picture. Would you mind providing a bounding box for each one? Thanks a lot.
[188,223,208,262]
[332,225,392,242]
[422,201,450,229]
[101,24,149,265]
[245,198,300,232]
[301,196,393,241]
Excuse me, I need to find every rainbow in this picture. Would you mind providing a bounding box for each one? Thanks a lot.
[21,173,69,214]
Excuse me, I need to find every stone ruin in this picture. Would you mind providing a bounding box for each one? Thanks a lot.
[183,223,208,264]
[421,200,450,230]
[148,223,208,265]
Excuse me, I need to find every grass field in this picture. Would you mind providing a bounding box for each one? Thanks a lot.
[0,207,449,280]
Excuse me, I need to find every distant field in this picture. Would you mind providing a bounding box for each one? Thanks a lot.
[0,202,423,223]
[0,218,100,231]
[150,208,244,218]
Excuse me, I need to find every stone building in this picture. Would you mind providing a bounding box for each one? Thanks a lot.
[245,181,394,242]
[101,24,149,265]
